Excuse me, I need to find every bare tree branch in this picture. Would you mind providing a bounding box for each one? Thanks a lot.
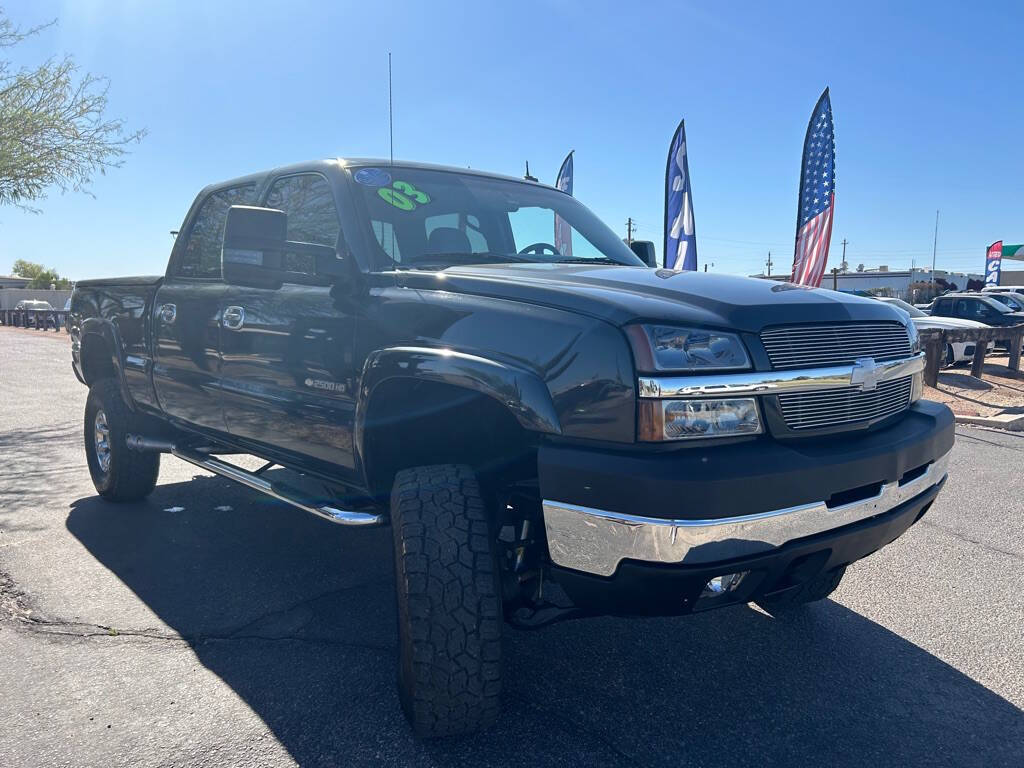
[0,8,145,209]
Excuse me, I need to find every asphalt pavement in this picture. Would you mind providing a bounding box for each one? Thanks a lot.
[1,326,1022,767]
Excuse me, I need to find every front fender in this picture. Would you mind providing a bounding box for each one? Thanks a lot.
[354,346,562,469]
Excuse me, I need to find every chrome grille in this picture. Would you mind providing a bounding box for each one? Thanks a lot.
[760,323,912,370]
[778,376,913,430]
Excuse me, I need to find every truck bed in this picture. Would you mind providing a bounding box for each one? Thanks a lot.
[71,276,164,410]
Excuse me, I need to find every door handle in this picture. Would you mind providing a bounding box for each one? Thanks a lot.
[222,306,245,330]
[158,303,177,325]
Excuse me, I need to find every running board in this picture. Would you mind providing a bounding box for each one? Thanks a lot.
[171,448,383,527]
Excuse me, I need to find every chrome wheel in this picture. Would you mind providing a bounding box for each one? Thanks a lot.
[93,410,111,473]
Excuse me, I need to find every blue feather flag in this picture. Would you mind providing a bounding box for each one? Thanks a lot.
[664,120,697,270]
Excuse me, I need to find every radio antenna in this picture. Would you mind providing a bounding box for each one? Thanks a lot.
[388,52,394,165]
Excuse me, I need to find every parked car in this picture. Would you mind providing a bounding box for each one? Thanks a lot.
[15,299,54,311]
[874,297,993,365]
[986,291,1024,313]
[930,293,1024,349]
[71,159,954,738]
[13,299,56,328]
[982,285,1024,296]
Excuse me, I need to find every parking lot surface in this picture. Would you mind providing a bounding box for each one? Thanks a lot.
[1,326,1022,767]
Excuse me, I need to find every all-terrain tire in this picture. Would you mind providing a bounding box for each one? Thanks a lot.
[756,565,847,613]
[390,464,502,738]
[84,378,160,501]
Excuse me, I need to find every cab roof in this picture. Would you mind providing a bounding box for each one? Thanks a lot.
[201,157,560,197]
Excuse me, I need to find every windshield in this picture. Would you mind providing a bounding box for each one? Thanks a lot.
[348,166,643,270]
[881,298,925,317]
[989,293,1024,311]
[983,297,1014,314]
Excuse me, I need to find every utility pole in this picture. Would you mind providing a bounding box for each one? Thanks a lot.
[765,251,773,276]
[931,209,940,284]
[841,238,848,264]
[625,218,635,246]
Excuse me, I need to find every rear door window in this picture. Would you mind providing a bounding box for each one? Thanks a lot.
[174,184,258,278]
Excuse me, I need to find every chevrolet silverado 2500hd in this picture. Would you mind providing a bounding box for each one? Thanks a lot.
[71,159,954,737]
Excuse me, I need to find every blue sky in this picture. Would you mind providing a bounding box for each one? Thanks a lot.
[2,0,1021,279]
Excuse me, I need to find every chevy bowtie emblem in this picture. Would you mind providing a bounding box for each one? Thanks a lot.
[850,357,881,392]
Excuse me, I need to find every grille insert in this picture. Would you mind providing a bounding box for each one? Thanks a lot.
[778,376,913,430]
[761,323,912,370]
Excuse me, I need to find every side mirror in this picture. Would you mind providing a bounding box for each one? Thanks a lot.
[222,205,347,288]
[222,206,288,289]
[629,240,658,268]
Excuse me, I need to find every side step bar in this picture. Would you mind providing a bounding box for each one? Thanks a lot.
[126,436,382,527]
[173,449,383,526]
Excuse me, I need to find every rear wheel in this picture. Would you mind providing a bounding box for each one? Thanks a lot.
[756,565,847,613]
[390,464,503,738]
[84,378,160,501]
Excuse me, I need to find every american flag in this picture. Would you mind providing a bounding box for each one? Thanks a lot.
[791,89,836,287]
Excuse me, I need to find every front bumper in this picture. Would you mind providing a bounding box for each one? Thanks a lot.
[539,400,954,579]
[549,476,944,616]
[544,452,948,577]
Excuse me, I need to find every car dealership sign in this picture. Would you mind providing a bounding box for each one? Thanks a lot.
[985,242,1024,287]
[986,241,1003,286]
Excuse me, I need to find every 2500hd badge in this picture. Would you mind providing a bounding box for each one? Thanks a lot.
[69,158,954,738]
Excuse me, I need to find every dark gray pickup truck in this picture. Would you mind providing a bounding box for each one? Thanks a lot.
[71,159,954,737]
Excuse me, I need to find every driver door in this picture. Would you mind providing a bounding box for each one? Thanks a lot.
[218,172,361,477]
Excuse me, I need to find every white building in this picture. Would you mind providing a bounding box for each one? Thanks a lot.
[752,267,984,302]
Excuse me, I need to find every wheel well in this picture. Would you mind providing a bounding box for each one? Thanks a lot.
[362,379,537,503]
[80,334,116,385]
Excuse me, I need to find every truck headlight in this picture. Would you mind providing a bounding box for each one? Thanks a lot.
[906,321,921,354]
[910,371,924,403]
[626,325,751,372]
[639,398,762,441]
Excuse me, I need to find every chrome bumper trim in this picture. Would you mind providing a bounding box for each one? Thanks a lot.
[637,352,925,399]
[542,451,948,577]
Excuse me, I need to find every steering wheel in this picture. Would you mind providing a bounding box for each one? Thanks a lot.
[518,242,561,257]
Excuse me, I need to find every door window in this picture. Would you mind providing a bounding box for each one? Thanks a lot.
[265,174,341,275]
[955,299,987,320]
[174,184,258,278]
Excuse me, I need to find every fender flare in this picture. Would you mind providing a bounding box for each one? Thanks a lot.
[79,317,134,410]
[353,346,562,475]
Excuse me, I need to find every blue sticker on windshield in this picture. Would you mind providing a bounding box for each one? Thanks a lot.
[354,167,392,187]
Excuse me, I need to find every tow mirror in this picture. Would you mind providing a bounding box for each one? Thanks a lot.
[629,240,658,268]
[222,205,349,289]
[222,206,288,289]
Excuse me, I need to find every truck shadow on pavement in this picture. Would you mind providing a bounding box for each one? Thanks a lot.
[66,477,1023,768]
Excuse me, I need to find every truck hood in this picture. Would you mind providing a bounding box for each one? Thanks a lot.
[397,264,906,332]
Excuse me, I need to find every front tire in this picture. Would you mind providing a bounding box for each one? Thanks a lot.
[84,378,160,501]
[390,464,503,738]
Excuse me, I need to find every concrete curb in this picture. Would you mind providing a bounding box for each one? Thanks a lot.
[954,413,1024,431]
